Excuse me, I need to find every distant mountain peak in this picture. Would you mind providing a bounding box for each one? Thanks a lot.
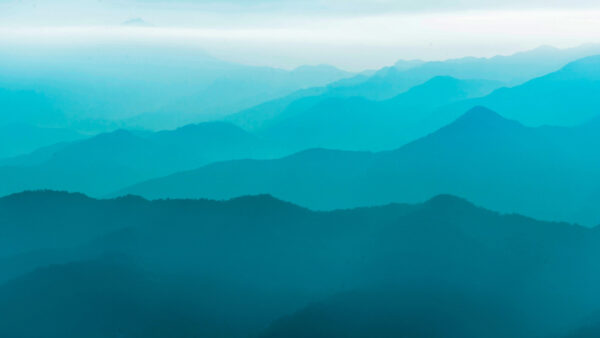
[121,18,154,27]
[424,194,475,209]
[453,106,518,128]
[401,106,526,147]
[157,121,256,142]
[392,59,425,71]
[427,75,459,81]
[461,105,502,118]
[373,66,402,78]
[417,75,462,88]
[93,129,137,141]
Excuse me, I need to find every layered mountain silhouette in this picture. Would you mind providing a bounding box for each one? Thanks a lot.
[121,17,154,27]
[0,47,352,131]
[435,55,600,127]
[0,122,284,197]
[387,44,600,86]
[1,191,600,337]
[3,44,600,338]
[309,44,600,101]
[120,106,600,226]
[228,54,600,152]
[255,76,502,150]
[0,123,85,159]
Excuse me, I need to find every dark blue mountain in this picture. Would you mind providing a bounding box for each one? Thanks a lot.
[1,191,600,337]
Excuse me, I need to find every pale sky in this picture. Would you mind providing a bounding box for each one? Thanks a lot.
[1,0,599,70]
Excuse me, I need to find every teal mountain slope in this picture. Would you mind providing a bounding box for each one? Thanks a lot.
[228,53,600,153]
[0,123,85,159]
[228,45,600,134]
[0,46,352,131]
[232,76,502,151]
[433,55,600,127]
[325,44,600,100]
[389,44,600,86]
[0,122,284,197]
[1,191,600,337]
[130,64,354,130]
[261,287,520,338]
[0,258,282,338]
[119,107,600,226]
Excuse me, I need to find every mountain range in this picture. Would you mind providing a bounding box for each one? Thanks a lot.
[228,55,600,152]
[251,76,502,151]
[0,190,599,337]
[4,21,600,338]
[120,106,600,226]
[0,46,353,132]
[0,123,85,159]
[0,122,284,196]
[4,55,600,226]
[387,44,600,87]
[436,55,600,127]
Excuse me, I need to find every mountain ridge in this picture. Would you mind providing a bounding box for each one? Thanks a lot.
[118,106,600,226]
[0,188,599,337]
[0,121,286,197]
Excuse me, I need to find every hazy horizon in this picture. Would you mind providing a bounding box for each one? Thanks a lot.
[1,1,599,70]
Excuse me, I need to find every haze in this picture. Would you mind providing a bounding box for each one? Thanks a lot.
[1,0,600,70]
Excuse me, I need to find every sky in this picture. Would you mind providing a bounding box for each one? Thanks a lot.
[1,0,600,70]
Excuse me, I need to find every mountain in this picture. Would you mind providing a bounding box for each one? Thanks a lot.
[328,44,600,100]
[261,287,520,338]
[0,46,353,131]
[0,257,276,338]
[131,64,355,131]
[1,191,600,337]
[260,76,503,150]
[227,45,600,134]
[226,69,498,133]
[433,55,600,127]
[0,122,284,197]
[0,123,85,159]
[290,65,354,84]
[0,191,147,257]
[393,59,425,71]
[390,44,600,86]
[119,107,600,226]
[229,76,502,151]
[0,141,74,167]
[121,17,154,27]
